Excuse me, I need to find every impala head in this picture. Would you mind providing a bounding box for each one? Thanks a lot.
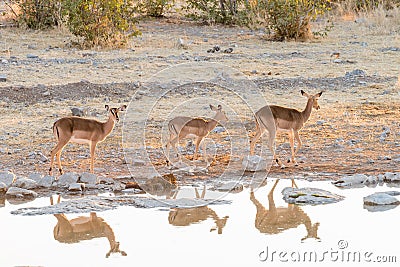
[301,90,322,110]
[210,104,229,122]
[105,104,127,123]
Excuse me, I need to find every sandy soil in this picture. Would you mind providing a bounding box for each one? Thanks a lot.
[0,15,399,186]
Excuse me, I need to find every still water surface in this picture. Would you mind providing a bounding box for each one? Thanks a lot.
[0,179,399,267]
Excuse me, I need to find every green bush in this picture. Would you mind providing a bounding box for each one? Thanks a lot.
[257,0,332,40]
[184,0,248,25]
[62,0,140,48]
[135,0,175,17]
[10,0,62,29]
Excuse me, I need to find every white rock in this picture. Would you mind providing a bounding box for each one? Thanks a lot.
[242,155,267,172]
[80,172,98,184]
[282,187,344,205]
[13,178,38,190]
[384,172,400,182]
[68,183,85,192]
[377,174,385,182]
[112,181,126,192]
[0,171,16,187]
[332,174,368,187]
[6,187,38,198]
[363,192,400,206]
[364,175,378,184]
[99,177,114,185]
[57,172,79,187]
[38,175,55,188]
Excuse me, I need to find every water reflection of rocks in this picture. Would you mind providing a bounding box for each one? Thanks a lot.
[250,179,320,242]
[51,195,127,258]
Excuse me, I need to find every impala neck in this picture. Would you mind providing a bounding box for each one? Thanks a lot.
[301,98,313,122]
[103,114,116,136]
[206,118,219,132]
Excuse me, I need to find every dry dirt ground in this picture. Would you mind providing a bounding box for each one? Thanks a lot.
[0,14,399,186]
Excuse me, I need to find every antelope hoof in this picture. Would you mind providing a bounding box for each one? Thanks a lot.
[59,169,64,175]
[280,164,286,169]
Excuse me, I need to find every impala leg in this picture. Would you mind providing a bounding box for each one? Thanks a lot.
[294,130,302,155]
[170,136,181,162]
[267,128,285,169]
[49,140,68,175]
[288,130,298,166]
[250,128,264,156]
[89,141,98,174]
[165,134,173,166]
[194,137,202,160]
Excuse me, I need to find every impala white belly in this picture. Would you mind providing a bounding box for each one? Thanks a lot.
[184,134,199,139]
[70,136,91,144]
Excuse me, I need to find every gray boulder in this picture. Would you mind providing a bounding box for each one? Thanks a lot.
[57,172,79,187]
[282,187,344,205]
[38,175,56,188]
[242,155,267,172]
[13,178,38,190]
[28,173,43,183]
[80,172,98,184]
[6,187,38,198]
[0,171,16,187]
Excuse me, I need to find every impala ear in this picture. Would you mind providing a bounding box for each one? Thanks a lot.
[316,92,323,97]
[300,90,309,97]
[119,104,127,111]
[210,104,217,111]
[105,105,110,111]
[217,104,222,111]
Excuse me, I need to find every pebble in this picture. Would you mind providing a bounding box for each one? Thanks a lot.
[0,171,16,187]
[0,74,6,82]
[242,155,267,172]
[68,183,86,192]
[26,54,39,59]
[13,178,38,190]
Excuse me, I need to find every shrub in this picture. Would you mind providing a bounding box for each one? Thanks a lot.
[258,0,333,40]
[62,0,140,48]
[135,0,175,17]
[184,0,248,25]
[8,0,62,29]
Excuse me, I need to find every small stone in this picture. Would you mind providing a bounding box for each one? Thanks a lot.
[71,107,84,117]
[13,178,38,190]
[0,171,16,187]
[242,155,267,172]
[316,120,326,125]
[27,54,39,59]
[0,74,7,82]
[176,38,187,49]
[132,159,146,166]
[68,183,85,192]
[6,187,38,198]
[282,187,344,205]
[251,70,258,74]
[212,126,226,133]
[80,172,98,184]
[112,181,126,192]
[42,91,50,97]
[223,48,233,53]
[37,151,48,162]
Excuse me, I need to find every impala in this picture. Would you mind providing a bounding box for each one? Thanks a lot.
[250,90,322,168]
[168,186,229,234]
[165,104,228,165]
[49,104,126,175]
[50,195,127,257]
[250,179,320,242]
